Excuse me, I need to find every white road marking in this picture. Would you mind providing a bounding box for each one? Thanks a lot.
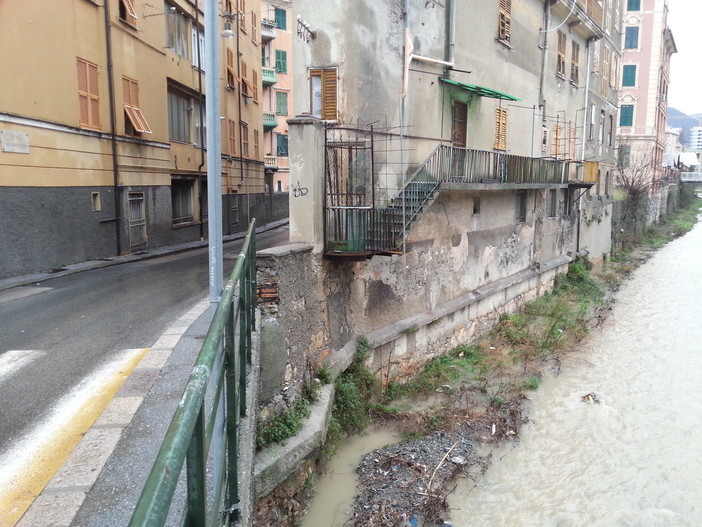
[0,348,149,525]
[0,350,46,381]
[0,286,53,306]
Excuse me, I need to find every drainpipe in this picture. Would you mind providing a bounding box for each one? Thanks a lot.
[196,5,206,240]
[580,37,594,163]
[538,2,550,109]
[104,0,121,255]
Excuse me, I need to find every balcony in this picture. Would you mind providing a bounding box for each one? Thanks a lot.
[324,141,578,258]
[261,19,276,42]
[263,111,278,131]
[264,155,278,170]
[552,0,604,39]
[262,67,277,86]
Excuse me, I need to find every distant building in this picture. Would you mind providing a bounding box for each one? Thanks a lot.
[617,0,677,219]
[260,0,292,194]
[687,126,702,150]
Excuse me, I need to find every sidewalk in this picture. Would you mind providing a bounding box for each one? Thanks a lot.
[6,219,286,526]
[0,218,288,293]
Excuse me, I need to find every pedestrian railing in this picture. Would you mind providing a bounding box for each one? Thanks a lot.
[128,220,257,527]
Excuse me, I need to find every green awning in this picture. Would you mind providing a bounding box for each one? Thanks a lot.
[439,78,520,101]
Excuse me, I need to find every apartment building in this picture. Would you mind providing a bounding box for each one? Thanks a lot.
[617,0,677,219]
[260,0,292,194]
[0,0,284,279]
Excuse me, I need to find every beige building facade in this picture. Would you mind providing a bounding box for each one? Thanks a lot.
[0,0,286,279]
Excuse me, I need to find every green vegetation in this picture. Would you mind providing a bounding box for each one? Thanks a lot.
[256,395,313,450]
[329,337,379,441]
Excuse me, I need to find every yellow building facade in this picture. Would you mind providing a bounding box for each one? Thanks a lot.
[0,0,284,279]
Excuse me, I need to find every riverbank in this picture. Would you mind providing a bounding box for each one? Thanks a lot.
[334,193,702,526]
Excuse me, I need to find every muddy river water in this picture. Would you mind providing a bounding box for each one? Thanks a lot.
[304,219,702,526]
[450,220,702,526]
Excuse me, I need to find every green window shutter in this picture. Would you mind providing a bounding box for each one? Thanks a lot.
[276,92,288,115]
[619,104,634,127]
[274,8,286,30]
[277,134,288,156]
[622,65,636,87]
[624,27,639,49]
[275,50,287,73]
[627,0,641,11]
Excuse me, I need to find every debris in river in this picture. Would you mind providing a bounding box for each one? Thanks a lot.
[581,392,601,404]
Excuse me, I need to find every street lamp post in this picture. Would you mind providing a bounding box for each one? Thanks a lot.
[205,0,223,305]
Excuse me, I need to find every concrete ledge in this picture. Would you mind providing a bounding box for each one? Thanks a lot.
[253,384,334,499]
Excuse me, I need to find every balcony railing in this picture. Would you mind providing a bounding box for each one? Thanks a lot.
[263,111,277,131]
[262,67,277,86]
[264,155,278,169]
[261,19,276,41]
[324,139,571,256]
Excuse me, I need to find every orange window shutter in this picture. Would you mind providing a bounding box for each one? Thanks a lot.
[77,59,90,125]
[321,69,337,120]
[88,62,99,127]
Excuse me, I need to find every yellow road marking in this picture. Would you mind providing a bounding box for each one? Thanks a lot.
[0,348,150,526]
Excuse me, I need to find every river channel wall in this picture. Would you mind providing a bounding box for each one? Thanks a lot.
[252,243,571,516]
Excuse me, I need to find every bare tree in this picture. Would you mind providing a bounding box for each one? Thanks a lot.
[614,140,659,245]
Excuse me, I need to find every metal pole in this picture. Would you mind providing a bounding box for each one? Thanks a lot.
[206,0,223,304]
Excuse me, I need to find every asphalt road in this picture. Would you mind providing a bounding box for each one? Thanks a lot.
[0,225,289,452]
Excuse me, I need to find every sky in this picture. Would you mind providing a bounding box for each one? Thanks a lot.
[666,0,702,115]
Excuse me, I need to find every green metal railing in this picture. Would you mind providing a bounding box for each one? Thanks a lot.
[129,220,257,527]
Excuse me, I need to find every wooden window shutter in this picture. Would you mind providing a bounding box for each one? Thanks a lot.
[499,0,511,41]
[321,69,337,120]
[571,42,579,83]
[252,69,259,102]
[557,31,566,76]
[77,58,100,129]
[228,119,236,155]
[494,107,507,150]
[226,49,237,87]
[122,76,152,134]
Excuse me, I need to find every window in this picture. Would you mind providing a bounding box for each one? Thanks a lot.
[516,190,527,223]
[568,127,575,159]
[171,178,194,225]
[76,58,100,129]
[251,10,257,42]
[254,129,260,159]
[548,189,558,217]
[619,104,634,127]
[599,110,605,144]
[622,64,636,86]
[226,49,237,87]
[608,115,614,147]
[557,31,567,77]
[228,118,237,155]
[494,107,507,150]
[252,69,259,102]
[602,48,610,93]
[552,124,564,158]
[277,133,288,157]
[237,0,246,31]
[123,77,152,135]
[274,7,286,30]
[618,145,631,167]
[589,103,596,141]
[166,7,188,57]
[275,50,287,73]
[240,121,249,157]
[167,89,190,142]
[570,41,580,84]
[627,0,641,10]
[310,68,338,120]
[194,98,206,147]
[624,27,639,49]
[119,0,137,26]
[276,91,288,115]
[192,27,205,70]
[498,0,511,42]
[91,192,101,212]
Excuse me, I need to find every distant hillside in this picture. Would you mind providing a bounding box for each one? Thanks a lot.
[667,107,701,145]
